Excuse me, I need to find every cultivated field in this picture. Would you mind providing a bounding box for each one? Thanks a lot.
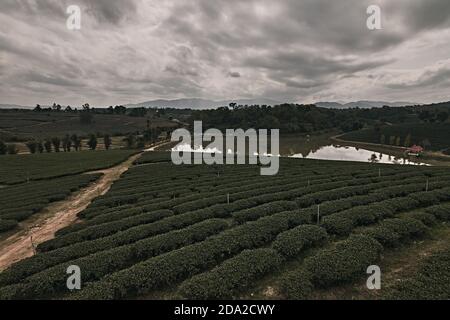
[0,110,177,141]
[0,150,135,184]
[0,152,449,299]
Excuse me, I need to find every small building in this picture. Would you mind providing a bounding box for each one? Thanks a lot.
[407,145,424,156]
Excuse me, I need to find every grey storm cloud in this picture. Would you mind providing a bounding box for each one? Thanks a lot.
[228,72,241,78]
[0,0,137,24]
[0,0,450,106]
[384,60,450,89]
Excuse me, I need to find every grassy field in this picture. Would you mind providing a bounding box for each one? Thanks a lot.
[0,110,177,141]
[0,153,449,300]
[340,123,450,152]
[0,150,135,184]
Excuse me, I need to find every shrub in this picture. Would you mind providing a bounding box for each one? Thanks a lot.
[386,248,450,300]
[233,201,298,223]
[278,269,314,300]
[425,204,450,221]
[359,218,428,247]
[0,219,18,232]
[38,206,229,252]
[407,212,437,227]
[178,248,283,299]
[0,219,229,294]
[304,235,383,287]
[272,225,328,258]
[68,210,310,300]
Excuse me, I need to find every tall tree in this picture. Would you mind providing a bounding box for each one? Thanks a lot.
[62,135,72,152]
[123,134,136,149]
[404,134,412,147]
[7,144,18,155]
[44,140,52,153]
[37,141,44,153]
[0,141,6,155]
[104,135,112,150]
[71,134,81,151]
[136,136,145,149]
[26,141,38,154]
[52,137,61,152]
[87,134,97,150]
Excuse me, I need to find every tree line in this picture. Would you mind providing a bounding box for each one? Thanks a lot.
[0,134,112,155]
[0,127,173,155]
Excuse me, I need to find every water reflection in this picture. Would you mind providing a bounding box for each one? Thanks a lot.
[167,134,428,166]
[290,144,428,166]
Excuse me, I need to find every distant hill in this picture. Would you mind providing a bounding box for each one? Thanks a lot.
[0,104,34,109]
[126,98,282,109]
[3,99,443,110]
[315,100,418,109]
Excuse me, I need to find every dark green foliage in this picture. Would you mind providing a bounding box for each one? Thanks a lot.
[68,210,309,300]
[0,219,228,296]
[37,206,230,252]
[425,204,450,221]
[0,174,101,229]
[279,269,314,300]
[304,235,383,287]
[233,201,298,223]
[272,225,328,258]
[359,218,429,247]
[0,150,134,184]
[103,135,112,150]
[87,134,97,150]
[0,219,18,232]
[386,248,450,300]
[340,123,450,151]
[0,141,6,155]
[1,157,450,300]
[26,141,38,154]
[6,144,18,155]
[407,212,437,227]
[178,248,283,299]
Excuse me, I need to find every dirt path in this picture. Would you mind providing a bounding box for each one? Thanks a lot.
[0,152,142,271]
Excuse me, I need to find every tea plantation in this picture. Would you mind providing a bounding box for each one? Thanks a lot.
[0,150,135,185]
[0,153,449,300]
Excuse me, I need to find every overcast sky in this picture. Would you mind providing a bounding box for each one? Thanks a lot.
[1,0,450,106]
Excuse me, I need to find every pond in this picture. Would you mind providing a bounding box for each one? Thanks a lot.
[168,133,429,166]
[289,144,428,165]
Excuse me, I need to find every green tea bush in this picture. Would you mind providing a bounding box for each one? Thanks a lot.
[304,235,383,287]
[279,269,314,300]
[0,219,18,232]
[360,218,429,247]
[272,225,328,258]
[386,248,450,300]
[178,248,283,299]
